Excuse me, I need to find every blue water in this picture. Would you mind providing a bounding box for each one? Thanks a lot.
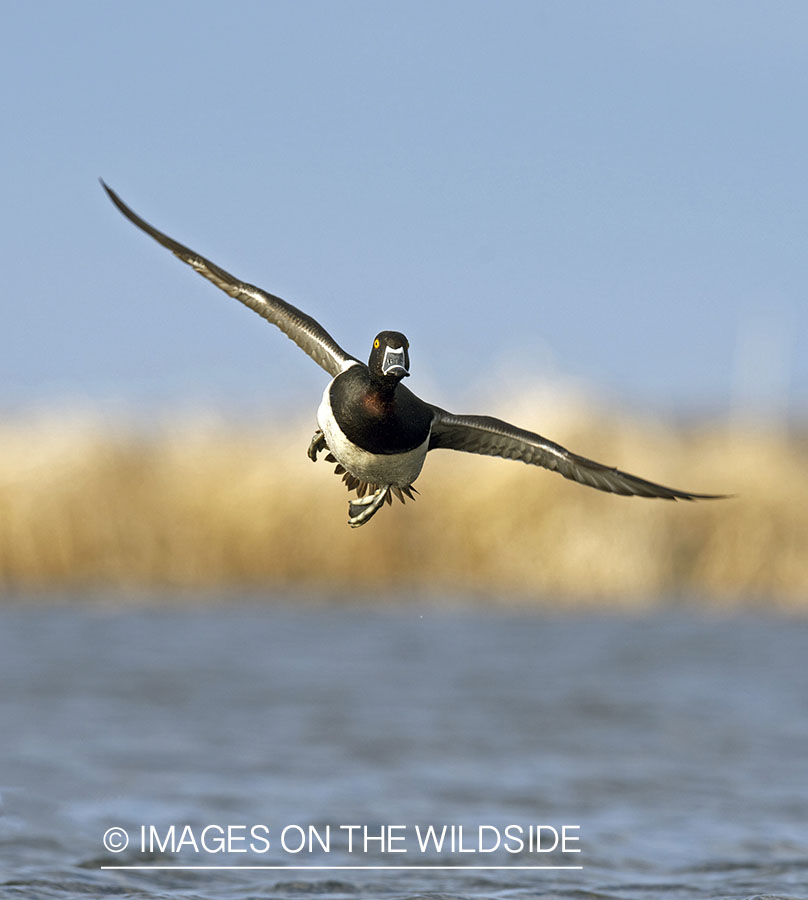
[0,599,806,899]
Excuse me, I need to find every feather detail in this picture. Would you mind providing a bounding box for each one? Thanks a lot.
[334,465,416,503]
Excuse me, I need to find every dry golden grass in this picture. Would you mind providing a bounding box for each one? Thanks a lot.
[1,402,806,608]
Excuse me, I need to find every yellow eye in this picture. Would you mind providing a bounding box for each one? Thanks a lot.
[374,339,380,349]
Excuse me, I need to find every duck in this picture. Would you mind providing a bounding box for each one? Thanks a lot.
[101,181,725,527]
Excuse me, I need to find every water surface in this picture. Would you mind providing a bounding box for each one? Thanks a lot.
[0,599,806,899]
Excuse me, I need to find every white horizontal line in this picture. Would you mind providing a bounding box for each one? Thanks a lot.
[101,864,583,871]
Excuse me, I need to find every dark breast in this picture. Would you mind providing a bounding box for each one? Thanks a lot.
[329,368,434,455]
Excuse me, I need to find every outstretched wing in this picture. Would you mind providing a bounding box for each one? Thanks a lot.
[428,407,724,500]
[101,181,358,378]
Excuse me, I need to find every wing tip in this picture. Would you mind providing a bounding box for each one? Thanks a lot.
[676,492,735,502]
[647,489,734,502]
[99,179,132,219]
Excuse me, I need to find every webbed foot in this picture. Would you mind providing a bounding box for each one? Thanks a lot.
[348,486,391,528]
[307,429,327,462]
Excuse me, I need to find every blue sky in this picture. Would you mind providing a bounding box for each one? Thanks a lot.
[2,1,805,420]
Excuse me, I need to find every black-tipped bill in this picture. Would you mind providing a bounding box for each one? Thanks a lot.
[382,345,409,377]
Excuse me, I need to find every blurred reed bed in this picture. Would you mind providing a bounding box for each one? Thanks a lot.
[0,401,806,608]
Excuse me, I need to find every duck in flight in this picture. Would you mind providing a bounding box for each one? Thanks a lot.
[102,182,725,527]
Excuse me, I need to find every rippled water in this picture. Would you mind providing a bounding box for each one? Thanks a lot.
[0,599,806,899]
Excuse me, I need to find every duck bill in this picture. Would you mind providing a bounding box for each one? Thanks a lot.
[382,346,409,377]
